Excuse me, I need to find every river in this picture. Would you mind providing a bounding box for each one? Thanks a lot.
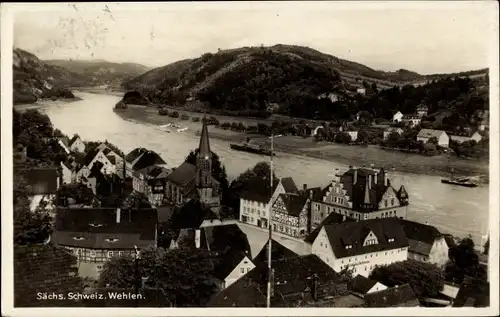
[20,91,490,245]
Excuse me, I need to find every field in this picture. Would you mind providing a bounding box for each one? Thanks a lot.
[116,104,489,180]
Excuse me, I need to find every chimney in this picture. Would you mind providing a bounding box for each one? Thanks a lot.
[309,190,313,200]
[368,175,372,189]
[195,229,201,249]
[374,172,378,184]
[384,173,388,186]
[116,208,121,223]
[353,169,358,184]
[312,274,319,301]
[303,184,307,191]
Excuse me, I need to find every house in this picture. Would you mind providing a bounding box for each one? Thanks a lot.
[449,131,483,144]
[51,207,158,279]
[75,165,91,183]
[349,274,388,297]
[60,161,76,184]
[125,148,167,178]
[84,147,123,175]
[214,250,255,289]
[392,111,404,123]
[132,165,171,207]
[271,191,312,238]
[416,104,428,117]
[207,254,352,307]
[239,177,298,229]
[305,212,351,245]
[383,127,404,140]
[56,137,71,154]
[357,88,366,95]
[416,129,449,147]
[19,168,60,212]
[310,166,410,228]
[164,121,221,211]
[311,218,409,277]
[399,219,449,267]
[346,130,358,142]
[364,284,420,307]
[401,114,421,126]
[68,135,86,153]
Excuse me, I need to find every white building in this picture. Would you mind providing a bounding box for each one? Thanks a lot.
[60,161,75,184]
[392,111,404,123]
[449,131,483,144]
[214,252,255,289]
[311,218,409,277]
[239,177,298,229]
[401,115,421,127]
[417,129,449,147]
[68,135,86,153]
[399,220,449,268]
[349,275,388,297]
[416,104,428,117]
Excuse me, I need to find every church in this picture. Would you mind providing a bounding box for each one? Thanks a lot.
[164,119,221,211]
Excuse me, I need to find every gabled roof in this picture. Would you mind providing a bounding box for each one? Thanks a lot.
[214,251,251,280]
[240,179,280,203]
[417,128,447,139]
[166,162,196,186]
[349,274,380,295]
[399,220,443,255]
[125,147,148,163]
[364,284,419,307]
[131,150,166,171]
[58,136,70,147]
[252,239,298,266]
[305,212,353,243]
[322,218,408,258]
[19,168,59,195]
[52,207,158,249]
[276,193,308,217]
[134,164,170,180]
[106,155,116,165]
[68,135,80,147]
[280,177,299,193]
[207,272,267,307]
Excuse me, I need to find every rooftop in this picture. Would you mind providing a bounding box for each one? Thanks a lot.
[364,284,419,307]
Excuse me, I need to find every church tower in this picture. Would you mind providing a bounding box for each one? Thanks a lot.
[196,119,214,201]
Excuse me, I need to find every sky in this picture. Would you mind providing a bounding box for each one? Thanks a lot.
[11,1,498,75]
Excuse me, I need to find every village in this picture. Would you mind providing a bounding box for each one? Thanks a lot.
[14,105,490,308]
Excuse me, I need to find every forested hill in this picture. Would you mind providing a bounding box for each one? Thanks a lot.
[122,44,488,119]
[13,48,85,105]
[44,59,151,88]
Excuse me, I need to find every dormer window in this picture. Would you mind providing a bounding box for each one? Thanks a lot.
[73,236,85,241]
[89,223,103,228]
[388,238,395,243]
[105,238,119,243]
[345,244,353,249]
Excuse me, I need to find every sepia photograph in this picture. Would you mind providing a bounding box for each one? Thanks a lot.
[1,1,498,316]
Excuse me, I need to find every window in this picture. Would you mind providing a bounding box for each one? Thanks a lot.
[119,251,124,257]
[105,238,119,243]
[391,198,395,205]
[73,236,85,241]
[240,268,245,274]
[90,250,96,257]
[384,200,388,207]
[108,251,114,258]
[247,267,251,273]
[388,238,395,243]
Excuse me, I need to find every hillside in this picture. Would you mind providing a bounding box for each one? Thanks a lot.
[13,48,85,105]
[45,59,151,88]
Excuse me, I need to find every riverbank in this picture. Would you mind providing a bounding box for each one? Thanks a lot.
[114,104,489,181]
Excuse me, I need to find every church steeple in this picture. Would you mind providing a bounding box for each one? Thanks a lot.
[198,118,211,159]
[196,118,212,189]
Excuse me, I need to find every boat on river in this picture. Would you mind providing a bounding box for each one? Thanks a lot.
[441,177,478,187]
[229,142,275,156]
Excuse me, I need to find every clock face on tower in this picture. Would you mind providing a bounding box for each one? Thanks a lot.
[204,155,209,160]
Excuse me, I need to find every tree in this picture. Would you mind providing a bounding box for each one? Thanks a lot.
[483,236,489,255]
[369,259,445,298]
[334,132,352,144]
[58,183,95,206]
[357,129,370,143]
[446,235,487,284]
[98,246,219,307]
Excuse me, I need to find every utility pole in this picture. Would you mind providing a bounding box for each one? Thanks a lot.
[266,133,281,308]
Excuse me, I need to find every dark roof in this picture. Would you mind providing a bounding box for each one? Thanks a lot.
[68,135,80,147]
[207,274,267,307]
[240,179,280,203]
[19,168,59,195]
[305,212,353,243]
[52,207,158,249]
[134,164,170,179]
[349,274,379,295]
[399,220,443,256]
[364,284,419,307]
[252,239,298,267]
[322,218,409,258]
[276,193,308,217]
[169,199,211,230]
[280,177,299,193]
[82,148,100,166]
[125,147,147,163]
[106,155,116,165]
[166,162,196,186]
[214,250,251,280]
[198,120,211,158]
[452,280,490,307]
[131,151,166,171]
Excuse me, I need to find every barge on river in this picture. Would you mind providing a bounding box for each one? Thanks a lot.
[229,143,275,157]
[441,177,478,188]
